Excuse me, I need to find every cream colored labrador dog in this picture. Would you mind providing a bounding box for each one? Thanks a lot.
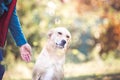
[32,27,71,80]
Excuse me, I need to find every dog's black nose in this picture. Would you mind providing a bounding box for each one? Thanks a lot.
[61,40,66,46]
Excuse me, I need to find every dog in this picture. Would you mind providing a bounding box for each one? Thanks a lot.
[32,27,71,80]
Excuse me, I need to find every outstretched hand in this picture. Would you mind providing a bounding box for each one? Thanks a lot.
[20,43,32,62]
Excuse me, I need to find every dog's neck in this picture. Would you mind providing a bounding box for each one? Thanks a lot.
[41,42,65,60]
[39,45,65,66]
[45,45,65,56]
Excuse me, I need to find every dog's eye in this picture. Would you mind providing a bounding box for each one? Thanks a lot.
[66,35,70,38]
[58,32,62,35]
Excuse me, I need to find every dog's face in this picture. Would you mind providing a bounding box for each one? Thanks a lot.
[48,27,71,50]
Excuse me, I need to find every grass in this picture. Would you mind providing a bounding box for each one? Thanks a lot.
[65,73,120,80]
[3,58,120,80]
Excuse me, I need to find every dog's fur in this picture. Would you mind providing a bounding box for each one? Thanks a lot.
[32,27,71,80]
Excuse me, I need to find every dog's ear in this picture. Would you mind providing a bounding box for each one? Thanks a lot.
[65,36,71,52]
[47,29,54,38]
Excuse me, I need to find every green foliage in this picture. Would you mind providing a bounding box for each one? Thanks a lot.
[4,0,120,63]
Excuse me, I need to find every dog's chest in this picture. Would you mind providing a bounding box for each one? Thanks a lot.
[49,55,65,67]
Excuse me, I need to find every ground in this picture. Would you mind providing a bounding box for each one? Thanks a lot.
[3,58,120,80]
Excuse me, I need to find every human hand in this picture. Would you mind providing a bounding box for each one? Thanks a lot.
[20,43,32,62]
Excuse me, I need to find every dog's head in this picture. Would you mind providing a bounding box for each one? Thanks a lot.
[47,27,71,50]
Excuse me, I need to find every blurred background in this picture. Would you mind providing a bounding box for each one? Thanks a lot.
[2,0,120,80]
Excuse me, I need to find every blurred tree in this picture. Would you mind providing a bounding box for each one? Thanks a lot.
[99,19,120,56]
[5,0,120,64]
[73,0,120,58]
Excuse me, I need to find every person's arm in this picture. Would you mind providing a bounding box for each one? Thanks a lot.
[8,7,27,46]
[8,7,32,62]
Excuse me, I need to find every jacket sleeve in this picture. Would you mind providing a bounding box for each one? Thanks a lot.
[8,7,27,46]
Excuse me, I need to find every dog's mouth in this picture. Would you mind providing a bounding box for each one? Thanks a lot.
[56,43,64,49]
[56,40,66,49]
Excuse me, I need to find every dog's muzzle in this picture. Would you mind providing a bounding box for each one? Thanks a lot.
[56,40,66,49]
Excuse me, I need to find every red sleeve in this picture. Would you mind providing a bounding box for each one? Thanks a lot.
[0,0,17,47]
